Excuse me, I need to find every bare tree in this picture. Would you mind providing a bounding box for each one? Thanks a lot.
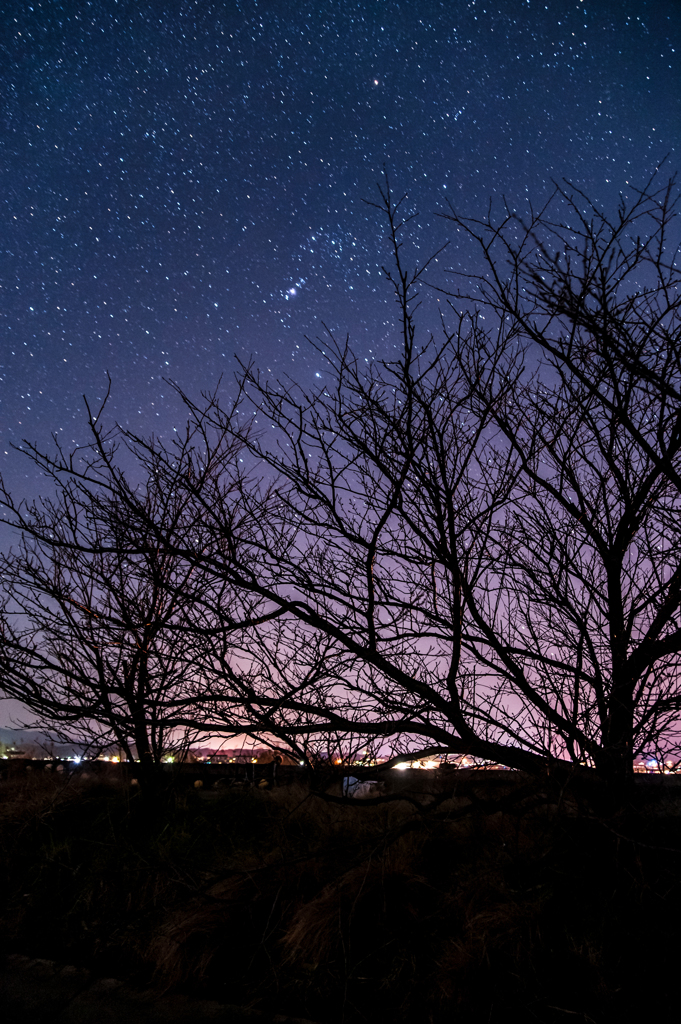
[122,184,541,773]
[5,172,680,798]
[0,399,295,781]
[438,169,681,785]
[161,173,681,792]
[0,493,200,774]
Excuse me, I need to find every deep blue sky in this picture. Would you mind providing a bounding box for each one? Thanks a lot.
[1,0,679,498]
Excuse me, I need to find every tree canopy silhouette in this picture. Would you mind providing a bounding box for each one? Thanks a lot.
[2,171,681,795]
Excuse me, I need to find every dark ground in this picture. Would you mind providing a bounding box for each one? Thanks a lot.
[1,762,680,1023]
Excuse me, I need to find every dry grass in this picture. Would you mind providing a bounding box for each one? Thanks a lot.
[1,768,681,1022]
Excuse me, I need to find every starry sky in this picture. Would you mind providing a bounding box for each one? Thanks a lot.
[1,0,679,500]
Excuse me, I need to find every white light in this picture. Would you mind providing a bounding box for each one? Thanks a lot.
[391,758,440,770]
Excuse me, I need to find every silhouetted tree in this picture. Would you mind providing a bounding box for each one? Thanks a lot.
[4,172,680,799]
[440,169,681,785]
[0,399,292,781]
[166,173,681,792]
[109,184,537,773]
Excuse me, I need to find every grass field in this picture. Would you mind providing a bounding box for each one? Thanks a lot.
[1,765,680,1022]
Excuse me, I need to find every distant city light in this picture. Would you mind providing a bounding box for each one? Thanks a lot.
[392,758,440,770]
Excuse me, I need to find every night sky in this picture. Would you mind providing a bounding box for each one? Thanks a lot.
[1,0,679,500]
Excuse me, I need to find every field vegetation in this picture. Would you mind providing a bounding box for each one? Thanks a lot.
[1,765,680,1023]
